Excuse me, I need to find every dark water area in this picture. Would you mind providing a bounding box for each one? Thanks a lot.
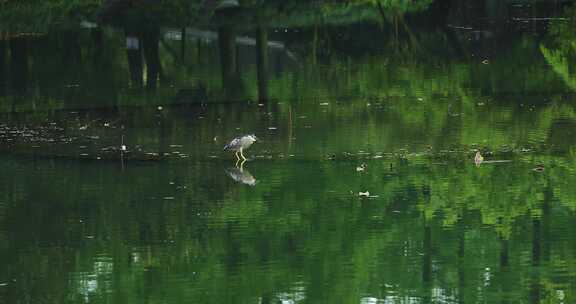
[2,0,576,303]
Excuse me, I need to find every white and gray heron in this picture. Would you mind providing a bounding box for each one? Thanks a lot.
[223,134,258,161]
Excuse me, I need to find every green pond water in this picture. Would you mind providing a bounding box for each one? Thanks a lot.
[2,2,576,303]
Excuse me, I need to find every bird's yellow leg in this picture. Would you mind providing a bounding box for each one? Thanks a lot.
[239,159,245,171]
[240,148,247,161]
[235,158,241,167]
[235,151,240,161]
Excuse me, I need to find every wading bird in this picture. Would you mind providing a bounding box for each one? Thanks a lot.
[223,134,258,161]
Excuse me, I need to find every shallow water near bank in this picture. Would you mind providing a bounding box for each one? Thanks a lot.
[2,2,576,303]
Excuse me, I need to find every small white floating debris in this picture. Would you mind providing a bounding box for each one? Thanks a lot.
[80,153,89,156]
[373,155,383,159]
[121,145,127,151]
[268,127,277,130]
[157,106,163,111]
[258,103,265,107]
[356,164,366,172]
[0,283,8,287]
[417,97,424,101]
[319,102,329,106]
[482,59,489,65]
[359,191,370,197]
[163,197,175,200]
[85,235,94,239]
[298,116,307,119]
[170,144,183,148]
[79,146,87,149]
[104,122,110,127]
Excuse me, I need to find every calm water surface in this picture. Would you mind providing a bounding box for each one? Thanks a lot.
[2,2,576,303]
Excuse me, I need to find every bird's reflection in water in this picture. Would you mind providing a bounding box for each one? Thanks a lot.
[224,161,257,186]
